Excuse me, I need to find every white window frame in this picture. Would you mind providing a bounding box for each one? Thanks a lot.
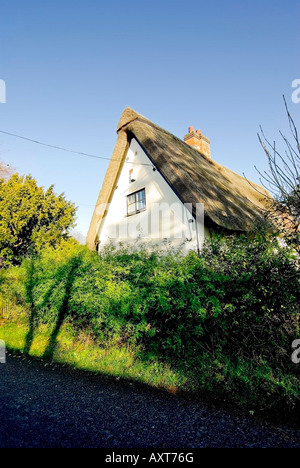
[127,188,146,216]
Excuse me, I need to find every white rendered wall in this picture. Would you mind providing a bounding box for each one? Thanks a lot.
[97,138,209,252]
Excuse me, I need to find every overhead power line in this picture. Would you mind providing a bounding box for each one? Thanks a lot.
[0,129,153,167]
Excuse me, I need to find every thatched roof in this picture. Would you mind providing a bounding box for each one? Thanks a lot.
[87,108,271,249]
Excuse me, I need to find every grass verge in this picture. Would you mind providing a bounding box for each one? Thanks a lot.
[0,315,187,394]
[1,308,300,426]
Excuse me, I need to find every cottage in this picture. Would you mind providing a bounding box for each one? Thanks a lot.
[87,108,269,253]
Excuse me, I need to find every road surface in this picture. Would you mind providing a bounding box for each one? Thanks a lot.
[0,352,299,448]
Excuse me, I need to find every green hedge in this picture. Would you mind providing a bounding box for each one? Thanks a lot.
[1,233,300,409]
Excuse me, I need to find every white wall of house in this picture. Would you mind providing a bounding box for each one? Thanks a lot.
[97,138,209,252]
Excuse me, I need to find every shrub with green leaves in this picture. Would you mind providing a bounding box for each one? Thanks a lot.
[1,232,300,409]
[201,232,300,370]
[0,174,77,265]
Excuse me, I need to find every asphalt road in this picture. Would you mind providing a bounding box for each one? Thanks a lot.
[0,352,299,448]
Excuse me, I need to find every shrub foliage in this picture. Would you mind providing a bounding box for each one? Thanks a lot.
[0,174,77,265]
[1,233,300,409]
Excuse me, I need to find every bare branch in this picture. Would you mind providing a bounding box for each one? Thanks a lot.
[0,161,15,180]
[252,96,300,244]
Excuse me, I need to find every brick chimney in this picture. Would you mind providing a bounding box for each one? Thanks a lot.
[184,126,211,158]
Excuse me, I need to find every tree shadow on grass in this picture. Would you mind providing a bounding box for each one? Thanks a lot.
[42,256,81,360]
[24,254,82,360]
[23,257,38,355]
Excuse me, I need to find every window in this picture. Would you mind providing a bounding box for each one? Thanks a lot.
[127,188,146,216]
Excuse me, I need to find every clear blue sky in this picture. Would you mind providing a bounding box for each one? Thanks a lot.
[0,0,299,237]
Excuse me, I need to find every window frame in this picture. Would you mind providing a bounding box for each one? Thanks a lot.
[126,188,146,216]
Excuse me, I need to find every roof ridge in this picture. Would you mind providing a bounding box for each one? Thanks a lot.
[117,107,176,138]
[116,107,148,133]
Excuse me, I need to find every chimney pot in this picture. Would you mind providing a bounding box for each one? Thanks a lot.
[184,126,211,159]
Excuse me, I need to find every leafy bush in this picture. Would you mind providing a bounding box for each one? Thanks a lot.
[1,233,300,409]
[0,174,77,266]
[201,232,300,370]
